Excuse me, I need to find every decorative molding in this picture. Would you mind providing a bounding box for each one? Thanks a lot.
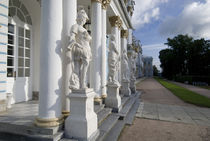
[91,0,102,3]
[127,5,132,12]
[35,115,64,127]
[102,0,111,10]
[102,94,107,99]
[109,16,122,29]
[121,30,128,38]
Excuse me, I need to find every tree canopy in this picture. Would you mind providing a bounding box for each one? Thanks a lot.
[159,34,210,80]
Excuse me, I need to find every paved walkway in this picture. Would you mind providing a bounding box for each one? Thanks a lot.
[119,78,210,141]
[171,81,210,98]
[136,78,194,106]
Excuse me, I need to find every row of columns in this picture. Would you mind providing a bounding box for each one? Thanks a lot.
[35,0,132,128]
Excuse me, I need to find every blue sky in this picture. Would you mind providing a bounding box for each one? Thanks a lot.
[132,0,210,71]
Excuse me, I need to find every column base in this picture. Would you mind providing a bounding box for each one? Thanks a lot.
[121,81,131,97]
[101,94,107,99]
[65,89,99,140]
[62,110,70,119]
[94,97,102,105]
[35,115,64,127]
[105,83,122,113]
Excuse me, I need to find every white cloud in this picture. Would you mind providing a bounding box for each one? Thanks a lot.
[132,0,168,29]
[159,0,210,39]
[142,43,167,51]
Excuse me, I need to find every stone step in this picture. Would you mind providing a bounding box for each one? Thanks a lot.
[102,92,140,141]
[0,122,63,136]
[0,131,64,141]
[121,96,129,108]
[94,104,105,114]
[125,99,140,125]
[118,94,137,119]
[96,114,120,141]
[97,108,112,125]
[103,118,124,141]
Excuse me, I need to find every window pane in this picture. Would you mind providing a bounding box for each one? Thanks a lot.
[25,30,30,38]
[18,27,24,37]
[20,4,29,15]
[25,68,30,77]
[8,35,14,45]
[7,68,14,77]
[18,57,24,67]
[8,24,14,34]
[25,39,30,48]
[25,59,30,67]
[18,68,24,77]
[18,37,24,46]
[7,57,14,66]
[8,49,14,56]
[17,9,25,23]
[25,49,30,57]
[9,7,16,17]
[18,47,24,57]
[26,16,32,25]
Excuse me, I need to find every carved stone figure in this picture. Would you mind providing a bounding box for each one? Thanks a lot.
[108,35,120,84]
[129,51,137,80]
[122,49,130,81]
[67,8,92,89]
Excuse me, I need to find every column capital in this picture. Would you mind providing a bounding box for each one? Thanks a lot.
[109,16,122,29]
[121,30,128,38]
[102,0,111,10]
[91,0,102,3]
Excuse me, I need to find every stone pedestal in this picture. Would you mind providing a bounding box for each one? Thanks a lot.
[65,89,99,141]
[130,79,136,94]
[105,83,121,112]
[121,81,131,97]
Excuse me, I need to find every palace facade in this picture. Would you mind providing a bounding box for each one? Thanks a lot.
[0,0,145,140]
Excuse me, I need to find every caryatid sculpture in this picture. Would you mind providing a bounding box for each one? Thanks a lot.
[108,35,120,84]
[67,8,92,89]
[122,49,130,81]
[130,51,137,80]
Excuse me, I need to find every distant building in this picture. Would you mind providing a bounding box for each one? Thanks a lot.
[143,56,153,77]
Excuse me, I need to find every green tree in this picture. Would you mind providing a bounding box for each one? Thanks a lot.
[153,65,159,76]
[159,34,210,79]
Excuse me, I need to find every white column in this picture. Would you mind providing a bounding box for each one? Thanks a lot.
[118,29,121,83]
[128,28,132,45]
[35,0,63,127]
[101,0,111,99]
[101,9,107,98]
[91,0,102,101]
[62,0,77,117]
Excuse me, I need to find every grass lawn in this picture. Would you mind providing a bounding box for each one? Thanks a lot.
[155,77,210,108]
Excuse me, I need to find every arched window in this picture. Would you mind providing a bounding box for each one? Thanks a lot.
[7,0,32,78]
[9,0,32,25]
